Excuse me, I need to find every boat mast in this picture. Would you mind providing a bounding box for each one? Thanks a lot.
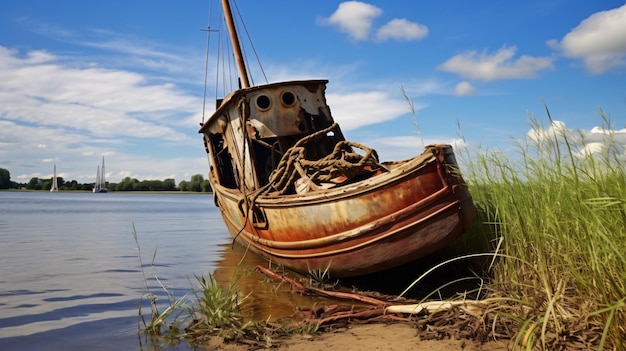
[221,0,250,89]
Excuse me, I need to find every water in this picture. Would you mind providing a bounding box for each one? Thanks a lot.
[0,191,480,350]
[0,192,257,350]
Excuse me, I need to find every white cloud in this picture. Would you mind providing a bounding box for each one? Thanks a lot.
[0,47,199,140]
[15,16,203,80]
[321,2,426,42]
[326,91,411,131]
[454,81,476,96]
[0,45,208,183]
[591,126,626,135]
[322,1,382,41]
[368,135,467,161]
[438,46,554,81]
[526,120,626,159]
[578,142,605,157]
[375,18,428,42]
[0,118,208,183]
[548,4,626,74]
[526,120,567,143]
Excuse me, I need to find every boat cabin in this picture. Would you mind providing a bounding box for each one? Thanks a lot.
[200,80,347,191]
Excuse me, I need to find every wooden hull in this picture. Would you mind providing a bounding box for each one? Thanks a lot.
[212,144,475,278]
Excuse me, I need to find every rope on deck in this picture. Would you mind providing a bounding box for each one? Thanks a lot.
[263,123,384,195]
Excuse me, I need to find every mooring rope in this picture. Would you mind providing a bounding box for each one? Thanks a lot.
[232,121,386,243]
[262,123,384,195]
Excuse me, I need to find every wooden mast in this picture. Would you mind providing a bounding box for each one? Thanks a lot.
[221,0,250,89]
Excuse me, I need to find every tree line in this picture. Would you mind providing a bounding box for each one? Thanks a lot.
[0,168,212,192]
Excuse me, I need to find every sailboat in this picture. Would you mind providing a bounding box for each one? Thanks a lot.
[198,0,476,277]
[50,164,59,192]
[93,156,108,193]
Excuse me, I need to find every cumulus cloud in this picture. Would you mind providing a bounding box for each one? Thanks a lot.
[0,45,207,183]
[526,120,568,143]
[526,120,626,159]
[326,90,413,130]
[454,81,476,96]
[322,1,382,40]
[375,18,428,41]
[321,1,427,42]
[367,135,467,161]
[547,3,626,74]
[438,46,554,81]
[0,46,199,140]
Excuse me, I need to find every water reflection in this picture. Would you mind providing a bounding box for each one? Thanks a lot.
[211,242,345,322]
[210,237,490,325]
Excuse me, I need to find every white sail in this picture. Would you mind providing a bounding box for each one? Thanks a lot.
[93,157,108,193]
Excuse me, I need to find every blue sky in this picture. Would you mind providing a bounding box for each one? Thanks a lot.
[1,1,625,184]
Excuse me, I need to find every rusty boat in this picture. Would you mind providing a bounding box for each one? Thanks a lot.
[199,0,476,278]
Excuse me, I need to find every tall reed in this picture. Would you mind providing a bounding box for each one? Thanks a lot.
[464,110,625,349]
[133,225,188,338]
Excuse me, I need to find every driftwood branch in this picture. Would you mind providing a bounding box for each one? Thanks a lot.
[255,265,487,327]
[255,265,388,306]
[385,300,486,316]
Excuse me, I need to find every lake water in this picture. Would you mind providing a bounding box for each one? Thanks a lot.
[0,191,480,350]
[0,191,310,351]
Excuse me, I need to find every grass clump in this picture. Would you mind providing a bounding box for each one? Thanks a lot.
[463,109,626,349]
[133,235,312,349]
[133,224,188,338]
[134,226,252,346]
[185,273,252,341]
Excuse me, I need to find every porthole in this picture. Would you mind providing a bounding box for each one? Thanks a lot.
[256,95,271,111]
[281,91,296,107]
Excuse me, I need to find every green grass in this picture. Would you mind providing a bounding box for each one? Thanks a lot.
[133,234,301,348]
[184,273,252,341]
[133,224,189,338]
[134,225,252,345]
[461,109,626,349]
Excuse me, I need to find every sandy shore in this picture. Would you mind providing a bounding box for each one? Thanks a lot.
[201,323,511,350]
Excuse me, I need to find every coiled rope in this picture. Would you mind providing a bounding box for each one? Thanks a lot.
[263,123,384,195]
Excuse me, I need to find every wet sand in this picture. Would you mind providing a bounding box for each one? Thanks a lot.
[200,323,511,350]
